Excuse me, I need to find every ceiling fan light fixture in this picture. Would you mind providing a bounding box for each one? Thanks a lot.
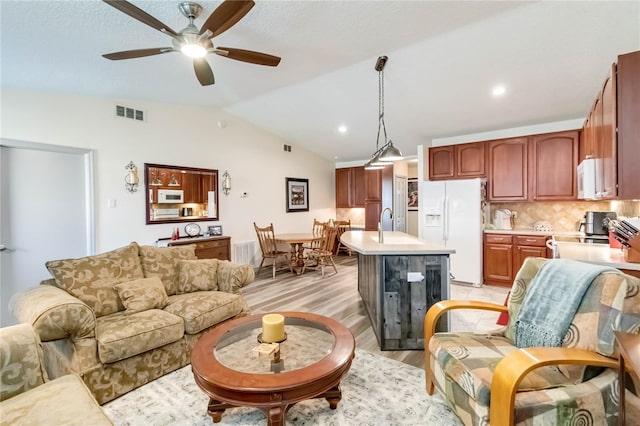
[181,43,207,58]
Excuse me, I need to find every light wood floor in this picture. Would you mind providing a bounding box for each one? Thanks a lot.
[243,254,509,369]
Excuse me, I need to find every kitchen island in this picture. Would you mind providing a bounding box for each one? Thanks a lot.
[340,231,455,350]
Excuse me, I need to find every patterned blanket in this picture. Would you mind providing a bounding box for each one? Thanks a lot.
[514,258,613,348]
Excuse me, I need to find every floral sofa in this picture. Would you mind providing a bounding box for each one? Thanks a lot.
[9,242,254,404]
[0,323,113,425]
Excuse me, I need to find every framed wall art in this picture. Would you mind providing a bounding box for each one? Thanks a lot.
[285,177,309,212]
[408,178,418,211]
[208,225,222,236]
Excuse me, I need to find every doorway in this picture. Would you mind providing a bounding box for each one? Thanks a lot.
[394,175,407,232]
[0,140,94,326]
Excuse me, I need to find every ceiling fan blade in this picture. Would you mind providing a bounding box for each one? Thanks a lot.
[103,0,178,36]
[193,58,215,86]
[199,0,255,38]
[216,47,281,66]
[103,48,173,60]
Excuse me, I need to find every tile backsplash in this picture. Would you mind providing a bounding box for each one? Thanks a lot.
[336,208,365,226]
[490,200,640,232]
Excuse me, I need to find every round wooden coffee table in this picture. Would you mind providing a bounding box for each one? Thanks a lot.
[191,311,355,425]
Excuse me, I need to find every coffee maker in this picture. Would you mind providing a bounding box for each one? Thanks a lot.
[582,211,617,243]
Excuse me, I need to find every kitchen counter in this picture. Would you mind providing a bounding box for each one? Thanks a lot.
[484,229,584,237]
[340,231,454,255]
[556,242,640,272]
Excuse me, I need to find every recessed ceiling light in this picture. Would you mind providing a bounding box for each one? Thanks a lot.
[492,85,507,96]
[338,125,348,133]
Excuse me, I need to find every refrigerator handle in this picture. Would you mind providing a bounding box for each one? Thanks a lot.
[442,196,447,241]
[446,196,451,242]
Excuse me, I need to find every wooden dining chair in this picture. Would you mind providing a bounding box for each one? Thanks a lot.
[333,219,352,256]
[302,224,338,277]
[303,219,331,252]
[253,222,291,279]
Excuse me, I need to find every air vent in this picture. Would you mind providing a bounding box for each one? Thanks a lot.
[283,144,292,152]
[115,105,145,122]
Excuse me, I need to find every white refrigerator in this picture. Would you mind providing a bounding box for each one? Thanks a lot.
[420,178,486,286]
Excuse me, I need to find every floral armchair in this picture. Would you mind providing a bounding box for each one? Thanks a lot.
[425,257,640,425]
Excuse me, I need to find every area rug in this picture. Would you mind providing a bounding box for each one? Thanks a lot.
[102,349,463,425]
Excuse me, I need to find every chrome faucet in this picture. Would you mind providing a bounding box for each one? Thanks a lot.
[378,207,393,243]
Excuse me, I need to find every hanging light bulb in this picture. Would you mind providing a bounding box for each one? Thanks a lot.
[365,56,403,168]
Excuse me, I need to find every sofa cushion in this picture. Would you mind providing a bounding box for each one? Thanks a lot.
[177,259,219,293]
[46,242,144,317]
[114,276,169,314]
[96,310,184,364]
[164,291,242,334]
[138,245,197,296]
[0,374,113,426]
[429,332,573,407]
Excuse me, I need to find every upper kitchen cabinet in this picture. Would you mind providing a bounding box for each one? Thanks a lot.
[428,142,485,180]
[615,51,640,200]
[488,137,528,201]
[335,168,353,208]
[601,65,617,199]
[456,142,486,178]
[530,130,579,201]
[335,166,366,208]
[428,146,455,180]
[580,50,640,200]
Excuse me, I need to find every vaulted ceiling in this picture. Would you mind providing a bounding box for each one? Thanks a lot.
[1,1,638,162]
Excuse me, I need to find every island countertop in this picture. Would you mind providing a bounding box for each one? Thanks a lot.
[340,231,455,255]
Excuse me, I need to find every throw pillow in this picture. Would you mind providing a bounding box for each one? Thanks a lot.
[138,245,197,296]
[177,259,219,293]
[114,276,169,314]
[46,242,144,317]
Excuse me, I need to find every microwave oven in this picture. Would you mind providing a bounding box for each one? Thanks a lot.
[157,189,184,203]
[577,158,600,200]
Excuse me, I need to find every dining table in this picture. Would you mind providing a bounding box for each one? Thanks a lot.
[275,233,319,274]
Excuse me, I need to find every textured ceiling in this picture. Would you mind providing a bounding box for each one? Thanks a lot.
[1,1,639,162]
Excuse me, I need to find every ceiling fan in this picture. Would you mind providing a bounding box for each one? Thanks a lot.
[102,0,281,86]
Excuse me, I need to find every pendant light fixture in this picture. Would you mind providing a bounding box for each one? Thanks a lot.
[364,55,403,170]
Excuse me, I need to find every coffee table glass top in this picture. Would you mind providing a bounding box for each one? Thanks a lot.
[214,316,335,374]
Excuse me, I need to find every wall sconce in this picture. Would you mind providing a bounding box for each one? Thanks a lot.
[222,170,231,196]
[124,161,139,193]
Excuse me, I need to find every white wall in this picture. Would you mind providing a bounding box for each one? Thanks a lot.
[0,89,336,252]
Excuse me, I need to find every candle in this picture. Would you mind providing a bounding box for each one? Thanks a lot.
[261,314,285,343]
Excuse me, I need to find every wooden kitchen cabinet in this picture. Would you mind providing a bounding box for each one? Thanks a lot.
[335,166,366,208]
[429,142,485,180]
[600,65,617,199]
[364,166,393,231]
[428,146,455,180]
[513,235,548,273]
[488,138,528,201]
[484,233,550,286]
[483,234,514,286]
[529,130,579,201]
[168,236,231,261]
[335,168,353,208]
[457,142,486,178]
[580,50,640,200]
[614,51,640,200]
